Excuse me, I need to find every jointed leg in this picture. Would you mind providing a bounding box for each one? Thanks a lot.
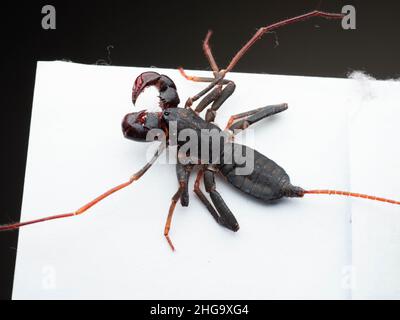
[193,167,239,231]
[179,30,234,115]
[180,30,227,108]
[193,168,223,225]
[180,30,219,78]
[203,169,239,231]
[204,81,235,122]
[184,11,343,106]
[226,103,288,131]
[195,86,223,113]
[179,68,225,84]
[0,143,166,232]
[178,29,221,85]
[164,183,185,251]
[176,163,193,207]
[203,30,219,75]
[163,163,194,251]
[179,67,236,122]
[179,68,234,121]
[180,30,235,120]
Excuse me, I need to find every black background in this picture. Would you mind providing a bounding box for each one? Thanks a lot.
[1,0,399,300]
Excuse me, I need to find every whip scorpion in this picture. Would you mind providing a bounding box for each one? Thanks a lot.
[2,10,399,251]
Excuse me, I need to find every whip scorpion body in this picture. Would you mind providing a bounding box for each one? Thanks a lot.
[2,10,399,251]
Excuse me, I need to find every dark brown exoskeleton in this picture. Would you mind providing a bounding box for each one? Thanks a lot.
[2,10,400,251]
[124,71,305,249]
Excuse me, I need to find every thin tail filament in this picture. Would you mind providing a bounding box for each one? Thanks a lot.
[304,189,400,205]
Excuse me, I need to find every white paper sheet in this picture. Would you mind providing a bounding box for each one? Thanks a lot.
[349,77,400,299]
[11,62,400,299]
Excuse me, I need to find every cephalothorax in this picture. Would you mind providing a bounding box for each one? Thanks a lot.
[2,10,399,251]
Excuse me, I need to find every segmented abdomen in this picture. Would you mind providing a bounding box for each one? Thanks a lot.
[218,144,302,202]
